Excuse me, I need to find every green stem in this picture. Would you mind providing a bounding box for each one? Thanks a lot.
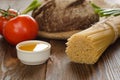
[0,9,17,18]
[90,2,120,17]
[21,0,41,14]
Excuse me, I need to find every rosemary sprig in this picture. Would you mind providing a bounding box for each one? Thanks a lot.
[91,2,120,17]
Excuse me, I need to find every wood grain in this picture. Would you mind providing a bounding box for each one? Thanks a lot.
[0,37,47,80]
[45,40,120,80]
[0,0,120,80]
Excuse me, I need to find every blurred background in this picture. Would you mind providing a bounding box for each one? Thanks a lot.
[0,0,41,15]
[0,0,120,12]
[0,0,120,19]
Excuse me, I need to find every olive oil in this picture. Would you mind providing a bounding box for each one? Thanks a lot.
[19,42,48,51]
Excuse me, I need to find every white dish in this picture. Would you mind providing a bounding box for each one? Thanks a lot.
[16,40,51,65]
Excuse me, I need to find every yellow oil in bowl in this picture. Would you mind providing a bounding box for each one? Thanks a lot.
[19,42,48,52]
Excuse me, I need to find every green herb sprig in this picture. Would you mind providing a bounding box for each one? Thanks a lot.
[91,2,120,17]
[22,0,41,14]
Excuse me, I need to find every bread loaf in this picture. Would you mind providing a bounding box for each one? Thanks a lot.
[32,0,99,39]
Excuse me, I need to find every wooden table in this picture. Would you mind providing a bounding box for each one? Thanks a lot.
[0,0,120,80]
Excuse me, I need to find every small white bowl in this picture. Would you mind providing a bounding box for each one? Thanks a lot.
[16,40,51,65]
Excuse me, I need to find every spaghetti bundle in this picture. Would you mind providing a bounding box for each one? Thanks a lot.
[66,16,120,64]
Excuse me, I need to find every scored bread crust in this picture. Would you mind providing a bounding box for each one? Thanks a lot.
[38,30,81,39]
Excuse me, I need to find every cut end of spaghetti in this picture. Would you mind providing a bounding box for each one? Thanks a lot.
[66,33,99,64]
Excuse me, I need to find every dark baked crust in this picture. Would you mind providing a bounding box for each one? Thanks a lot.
[32,0,99,32]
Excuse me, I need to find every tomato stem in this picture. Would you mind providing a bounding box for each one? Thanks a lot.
[21,0,41,14]
[0,9,17,19]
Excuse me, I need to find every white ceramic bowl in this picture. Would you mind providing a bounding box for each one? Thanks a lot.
[16,40,51,65]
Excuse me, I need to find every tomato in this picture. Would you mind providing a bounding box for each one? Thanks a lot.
[7,9,18,19]
[3,15,39,45]
[8,9,18,15]
[0,9,18,35]
[0,16,8,35]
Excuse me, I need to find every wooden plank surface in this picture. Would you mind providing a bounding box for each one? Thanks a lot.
[0,0,120,80]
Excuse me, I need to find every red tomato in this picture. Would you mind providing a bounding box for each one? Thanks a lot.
[0,16,8,35]
[7,9,18,19]
[8,9,18,15]
[3,15,39,45]
[0,9,18,35]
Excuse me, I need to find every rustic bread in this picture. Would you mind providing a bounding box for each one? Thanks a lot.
[32,0,99,39]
